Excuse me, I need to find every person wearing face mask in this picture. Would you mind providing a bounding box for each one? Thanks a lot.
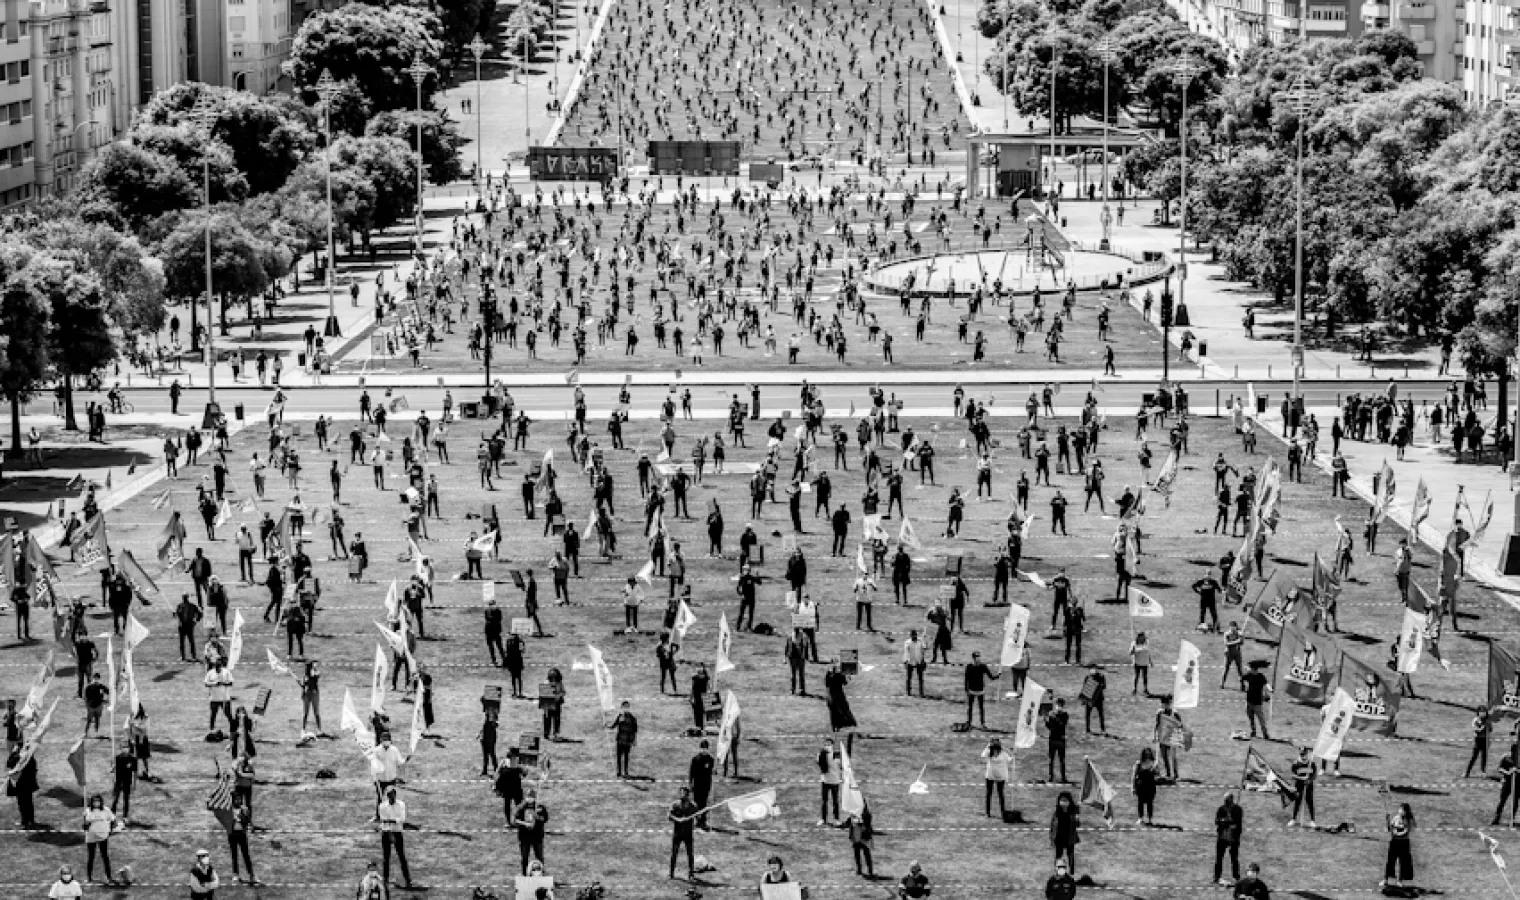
[49,865,82,900]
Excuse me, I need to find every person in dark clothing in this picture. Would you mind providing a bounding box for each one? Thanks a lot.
[484,598,506,666]
[1214,793,1244,885]
[688,741,715,830]
[1049,791,1080,873]
[668,787,699,880]
[1046,699,1069,782]
[963,652,1000,728]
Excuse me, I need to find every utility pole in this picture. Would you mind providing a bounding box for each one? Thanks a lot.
[1279,73,1318,408]
[406,56,432,258]
[1165,51,1205,374]
[1094,37,1119,250]
[188,94,220,416]
[315,69,342,339]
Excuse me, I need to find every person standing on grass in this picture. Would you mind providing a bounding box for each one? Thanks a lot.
[376,786,412,890]
[1154,695,1184,781]
[1469,707,1492,777]
[227,792,258,885]
[1049,791,1080,873]
[189,850,220,900]
[668,786,698,880]
[1289,746,1316,828]
[963,652,1000,729]
[1213,792,1244,886]
[514,790,549,875]
[1382,803,1415,889]
[983,738,1010,819]
[611,700,638,778]
[1243,661,1272,740]
[1046,698,1069,783]
[1493,750,1518,826]
[1130,632,1151,695]
[82,795,115,884]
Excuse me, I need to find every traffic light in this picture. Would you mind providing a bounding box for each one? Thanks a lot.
[1160,288,1174,329]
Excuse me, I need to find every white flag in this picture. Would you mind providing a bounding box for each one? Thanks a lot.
[123,614,150,653]
[266,648,291,676]
[122,648,140,716]
[1397,608,1425,674]
[1173,640,1201,709]
[410,684,427,755]
[714,691,741,765]
[838,741,866,818]
[383,580,400,621]
[674,599,697,642]
[473,531,497,553]
[340,688,374,748]
[215,499,232,528]
[1000,604,1030,667]
[1129,589,1164,618]
[104,635,118,713]
[1023,571,1046,589]
[587,644,616,713]
[716,612,735,674]
[1313,688,1356,762]
[636,560,655,585]
[898,516,923,552]
[1014,680,1046,749]
[227,609,245,673]
[370,645,388,712]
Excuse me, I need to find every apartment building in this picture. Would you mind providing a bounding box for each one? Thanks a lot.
[1183,0,1363,55]
[1360,0,1465,82]
[226,0,291,94]
[1463,0,1518,104]
[138,0,291,97]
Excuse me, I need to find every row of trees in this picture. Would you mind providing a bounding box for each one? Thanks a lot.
[1121,30,1520,408]
[502,0,561,64]
[978,0,1228,134]
[1,1,478,451]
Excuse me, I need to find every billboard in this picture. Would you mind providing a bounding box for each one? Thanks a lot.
[527,146,618,182]
[648,141,741,176]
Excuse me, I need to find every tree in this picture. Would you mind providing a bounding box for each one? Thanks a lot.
[74,143,198,233]
[993,29,1115,133]
[130,126,250,205]
[0,243,52,458]
[288,3,444,115]
[330,135,419,249]
[137,84,318,196]
[157,211,272,337]
[366,109,466,184]
[977,0,1046,39]
[18,210,167,347]
[1129,35,1229,136]
[282,161,380,257]
[35,255,113,431]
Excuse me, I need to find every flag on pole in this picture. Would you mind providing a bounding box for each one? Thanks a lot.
[383,580,401,621]
[587,644,616,714]
[716,612,735,674]
[70,515,110,570]
[1479,831,1508,873]
[838,742,866,818]
[1312,687,1356,762]
[1397,608,1425,675]
[226,610,245,673]
[1080,758,1116,828]
[1473,491,1496,545]
[409,685,426,755]
[725,788,780,824]
[215,499,232,528]
[1023,571,1046,589]
[21,651,55,722]
[1173,640,1201,709]
[1490,644,1520,719]
[370,645,388,711]
[636,560,655,586]
[674,599,697,642]
[104,635,117,713]
[1411,478,1431,534]
[123,614,150,654]
[714,691,740,766]
[1014,679,1046,749]
[118,550,160,604]
[266,648,291,677]
[156,512,187,570]
[1340,652,1400,735]
[1129,589,1163,618]
[206,765,236,833]
[856,544,868,575]
[1240,746,1295,807]
[122,648,140,716]
[472,531,497,554]
[1275,622,1340,705]
[898,517,923,552]
[1000,604,1030,667]
[150,489,172,510]
[66,736,86,791]
[7,698,59,776]
[1154,449,1178,506]
[340,689,374,747]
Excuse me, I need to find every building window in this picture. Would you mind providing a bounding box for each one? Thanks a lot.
[229,15,245,30]
[232,42,245,57]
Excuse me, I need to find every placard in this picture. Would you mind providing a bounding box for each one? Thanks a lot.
[511,617,536,636]
[253,687,272,716]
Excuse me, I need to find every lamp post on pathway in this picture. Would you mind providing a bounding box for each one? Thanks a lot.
[469,35,488,188]
[1094,36,1119,250]
[1164,51,1206,348]
[405,56,432,257]
[315,69,342,339]
[1278,73,1318,406]
[1046,28,1060,199]
[187,93,220,413]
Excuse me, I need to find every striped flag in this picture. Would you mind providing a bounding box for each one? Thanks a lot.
[1080,758,1116,828]
[206,766,235,832]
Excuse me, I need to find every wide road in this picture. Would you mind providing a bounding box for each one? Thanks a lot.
[81,379,1479,418]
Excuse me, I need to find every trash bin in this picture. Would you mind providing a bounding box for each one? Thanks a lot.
[1256,396,1267,414]
[234,403,245,422]
[1199,340,1208,357]
[298,352,307,368]
[483,394,499,416]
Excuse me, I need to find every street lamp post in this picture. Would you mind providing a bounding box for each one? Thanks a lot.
[523,32,532,151]
[1165,51,1206,365]
[405,57,432,258]
[187,94,220,415]
[1279,73,1318,407]
[1047,30,1059,198]
[469,35,488,190]
[315,69,342,338]
[1094,37,1119,250]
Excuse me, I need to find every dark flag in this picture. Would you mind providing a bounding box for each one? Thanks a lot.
[1273,622,1339,706]
[1488,644,1520,721]
[1338,653,1400,735]
[1240,746,1295,808]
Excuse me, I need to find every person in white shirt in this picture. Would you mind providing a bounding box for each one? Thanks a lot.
[376,787,412,889]
[203,662,234,733]
[48,865,82,900]
[368,739,407,812]
[902,629,927,696]
[982,738,1011,818]
[248,454,266,500]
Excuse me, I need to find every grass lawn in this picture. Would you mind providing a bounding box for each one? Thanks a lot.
[556,0,966,160]
[361,196,1165,377]
[2,411,1508,898]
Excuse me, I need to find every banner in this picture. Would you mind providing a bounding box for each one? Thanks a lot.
[1014,680,1046,749]
[0,534,13,594]
[1396,608,1425,675]
[21,651,55,721]
[1338,653,1399,735]
[1472,491,1495,545]
[70,515,110,570]
[370,645,388,711]
[1246,576,1307,641]
[1000,604,1030,666]
[1274,622,1339,706]
[1154,449,1178,507]
[1080,759,1115,827]
[1411,478,1431,533]
[340,688,375,748]
[587,644,616,714]
[898,517,923,552]
[1129,589,1163,618]
[227,610,245,673]
[118,550,160,604]
[25,539,60,609]
[838,742,866,818]
[674,599,697,642]
[716,613,735,674]
[1240,746,1294,807]
[1489,644,1520,720]
[156,512,187,570]
[725,788,778,824]
[1173,641,1201,709]
[714,691,740,766]
[1312,688,1356,762]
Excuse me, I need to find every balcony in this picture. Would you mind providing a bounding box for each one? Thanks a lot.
[1414,38,1436,53]
[1361,2,1389,15]
[1500,27,1520,47]
[1305,16,1349,30]
[1454,39,1465,54]
[1397,1,1435,16]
